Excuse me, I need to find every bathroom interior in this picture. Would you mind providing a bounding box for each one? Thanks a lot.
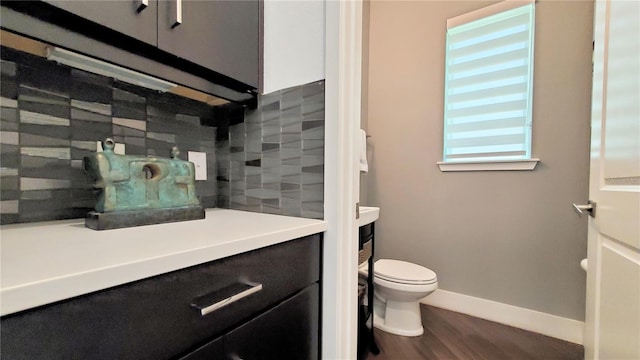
[357,0,593,357]
[1,0,638,359]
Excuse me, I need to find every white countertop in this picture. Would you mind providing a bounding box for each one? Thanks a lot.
[0,209,327,316]
[358,206,379,227]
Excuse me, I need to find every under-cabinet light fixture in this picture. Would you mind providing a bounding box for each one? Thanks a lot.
[46,46,177,92]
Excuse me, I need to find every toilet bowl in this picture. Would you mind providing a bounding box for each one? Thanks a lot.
[359,259,437,337]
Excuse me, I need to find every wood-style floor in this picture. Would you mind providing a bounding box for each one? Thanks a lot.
[365,305,584,360]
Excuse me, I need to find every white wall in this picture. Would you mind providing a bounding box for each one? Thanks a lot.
[262,0,325,94]
[364,0,594,321]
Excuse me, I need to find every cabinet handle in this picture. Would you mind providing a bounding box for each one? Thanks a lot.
[171,0,183,28]
[137,0,148,13]
[191,281,263,316]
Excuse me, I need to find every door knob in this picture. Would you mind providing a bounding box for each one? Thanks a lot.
[572,200,596,218]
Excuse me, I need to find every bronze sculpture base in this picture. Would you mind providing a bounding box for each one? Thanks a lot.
[85,206,205,230]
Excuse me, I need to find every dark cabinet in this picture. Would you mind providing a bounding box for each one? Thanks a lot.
[157,0,259,88]
[179,336,224,360]
[358,222,379,360]
[1,234,321,360]
[225,285,319,360]
[19,0,259,88]
[183,285,319,360]
[42,0,158,46]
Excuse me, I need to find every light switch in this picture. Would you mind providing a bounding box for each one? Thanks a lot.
[188,151,207,181]
[96,141,125,155]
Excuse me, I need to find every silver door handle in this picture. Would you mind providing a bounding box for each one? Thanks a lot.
[137,0,148,12]
[171,0,183,28]
[572,201,596,218]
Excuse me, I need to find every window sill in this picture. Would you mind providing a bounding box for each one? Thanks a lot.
[437,159,540,172]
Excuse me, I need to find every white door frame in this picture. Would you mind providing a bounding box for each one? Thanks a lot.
[323,0,363,359]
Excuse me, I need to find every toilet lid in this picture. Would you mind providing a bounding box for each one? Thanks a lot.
[374,259,437,285]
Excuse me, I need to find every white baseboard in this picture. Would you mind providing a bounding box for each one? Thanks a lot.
[420,289,584,345]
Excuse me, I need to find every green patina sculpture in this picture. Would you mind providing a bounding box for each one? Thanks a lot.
[83,138,201,213]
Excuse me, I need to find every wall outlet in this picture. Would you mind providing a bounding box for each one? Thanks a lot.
[96,141,125,155]
[188,151,207,181]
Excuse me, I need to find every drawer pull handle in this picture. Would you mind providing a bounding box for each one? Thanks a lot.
[191,282,263,316]
[171,0,183,28]
[137,0,148,12]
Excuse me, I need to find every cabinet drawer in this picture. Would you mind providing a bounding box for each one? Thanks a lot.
[179,336,224,360]
[0,234,321,360]
[225,284,320,360]
[180,284,319,360]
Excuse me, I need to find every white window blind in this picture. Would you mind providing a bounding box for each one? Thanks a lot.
[442,1,535,164]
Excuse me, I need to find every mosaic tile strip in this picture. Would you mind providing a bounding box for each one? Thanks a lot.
[0,97,18,108]
[19,110,70,126]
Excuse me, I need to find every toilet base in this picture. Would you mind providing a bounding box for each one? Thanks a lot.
[373,311,424,336]
[372,296,424,337]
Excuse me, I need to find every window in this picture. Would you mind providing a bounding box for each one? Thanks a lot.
[439,0,539,171]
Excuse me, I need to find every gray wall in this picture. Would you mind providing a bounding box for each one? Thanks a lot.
[364,0,593,320]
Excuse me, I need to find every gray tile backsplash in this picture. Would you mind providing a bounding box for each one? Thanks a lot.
[216,81,325,218]
[0,46,324,225]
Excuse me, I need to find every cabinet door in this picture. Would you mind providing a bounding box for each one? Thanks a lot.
[157,0,259,88]
[225,284,320,360]
[42,0,158,46]
[179,336,224,360]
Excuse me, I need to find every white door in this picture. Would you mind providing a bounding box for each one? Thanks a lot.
[582,0,640,359]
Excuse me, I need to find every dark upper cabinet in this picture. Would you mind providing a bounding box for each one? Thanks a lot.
[34,0,259,89]
[3,0,322,97]
[157,0,259,88]
[42,0,158,46]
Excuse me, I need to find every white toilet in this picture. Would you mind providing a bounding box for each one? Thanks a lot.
[359,259,438,337]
